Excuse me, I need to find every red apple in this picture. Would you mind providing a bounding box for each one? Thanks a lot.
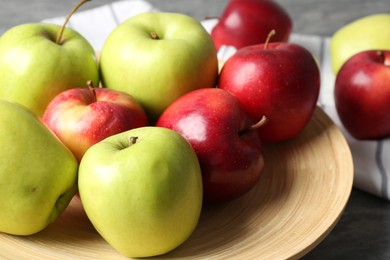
[334,50,390,139]
[211,0,292,51]
[42,82,148,162]
[218,35,320,142]
[156,88,265,204]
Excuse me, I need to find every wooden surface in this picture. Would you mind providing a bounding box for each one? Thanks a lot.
[2,0,390,37]
[0,107,353,259]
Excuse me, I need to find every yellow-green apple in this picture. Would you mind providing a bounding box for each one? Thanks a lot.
[156,88,265,204]
[218,38,320,142]
[78,127,203,257]
[0,100,78,236]
[334,50,390,139]
[211,0,292,51]
[100,12,219,123]
[42,82,148,162]
[0,0,99,117]
[330,13,390,74]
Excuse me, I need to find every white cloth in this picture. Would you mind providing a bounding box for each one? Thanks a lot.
[43,0,390,201]
[42,0,159,50]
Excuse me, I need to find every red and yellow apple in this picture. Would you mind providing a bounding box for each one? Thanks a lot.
[42,83,148,162]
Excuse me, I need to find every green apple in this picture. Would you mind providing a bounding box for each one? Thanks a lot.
[78,127,203,258]
[100,12,218,122]
[330,13,390,74]
[0,100,78,236]
[0,0,99,117]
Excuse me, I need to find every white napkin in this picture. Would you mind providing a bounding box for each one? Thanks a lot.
[43,0,390,201]
[42,0,159,50]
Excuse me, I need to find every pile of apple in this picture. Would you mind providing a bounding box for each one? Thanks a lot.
[0,0,321,258]
[330,13,390,140]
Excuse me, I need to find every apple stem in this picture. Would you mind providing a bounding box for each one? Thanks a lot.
[129,136,139,146]
[55,0,91,45]
[150,32,160,40]
[249,116,268,131]
[377,50,389,66]
[240,116,268,135]
[264,30,276,50]
[87,80,97,102]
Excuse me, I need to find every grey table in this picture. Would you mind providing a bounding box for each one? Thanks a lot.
[1,0,390,259]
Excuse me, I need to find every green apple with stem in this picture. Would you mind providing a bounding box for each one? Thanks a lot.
[100,12,219,122]
[78,127,203,258]
[330,13,390,74]
[0,100,78,236]
[0,0,99,117]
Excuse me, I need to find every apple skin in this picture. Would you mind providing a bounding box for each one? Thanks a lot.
[100,12,218,123]
[211,0,292,51]
[78,127,203,257]
[334,50,390,139]
[0,100,78,236]
[156,88,264,204]
[218,42,320,142]
[330,13,390,74]
[42,87,148,162]
[0,23,99,117]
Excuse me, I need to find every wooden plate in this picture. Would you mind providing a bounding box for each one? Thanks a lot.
[0,107,353,259]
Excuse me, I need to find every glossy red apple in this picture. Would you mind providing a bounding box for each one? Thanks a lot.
[334,50,390,139]
[211,0,292,51]
[42,82,148,162]
[218,34,320,142]
[156,88,265,204]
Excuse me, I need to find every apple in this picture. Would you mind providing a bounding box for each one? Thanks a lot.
[42,81,148,162]
[156,88,265,204]
[78,126,203,257]
[218,32,320,142]
[334,50,390,139]
[330,13,390,74]
[0,0,99,117]
[0,100,78,236]
[100,12,219,123]
[211,0,292,51]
